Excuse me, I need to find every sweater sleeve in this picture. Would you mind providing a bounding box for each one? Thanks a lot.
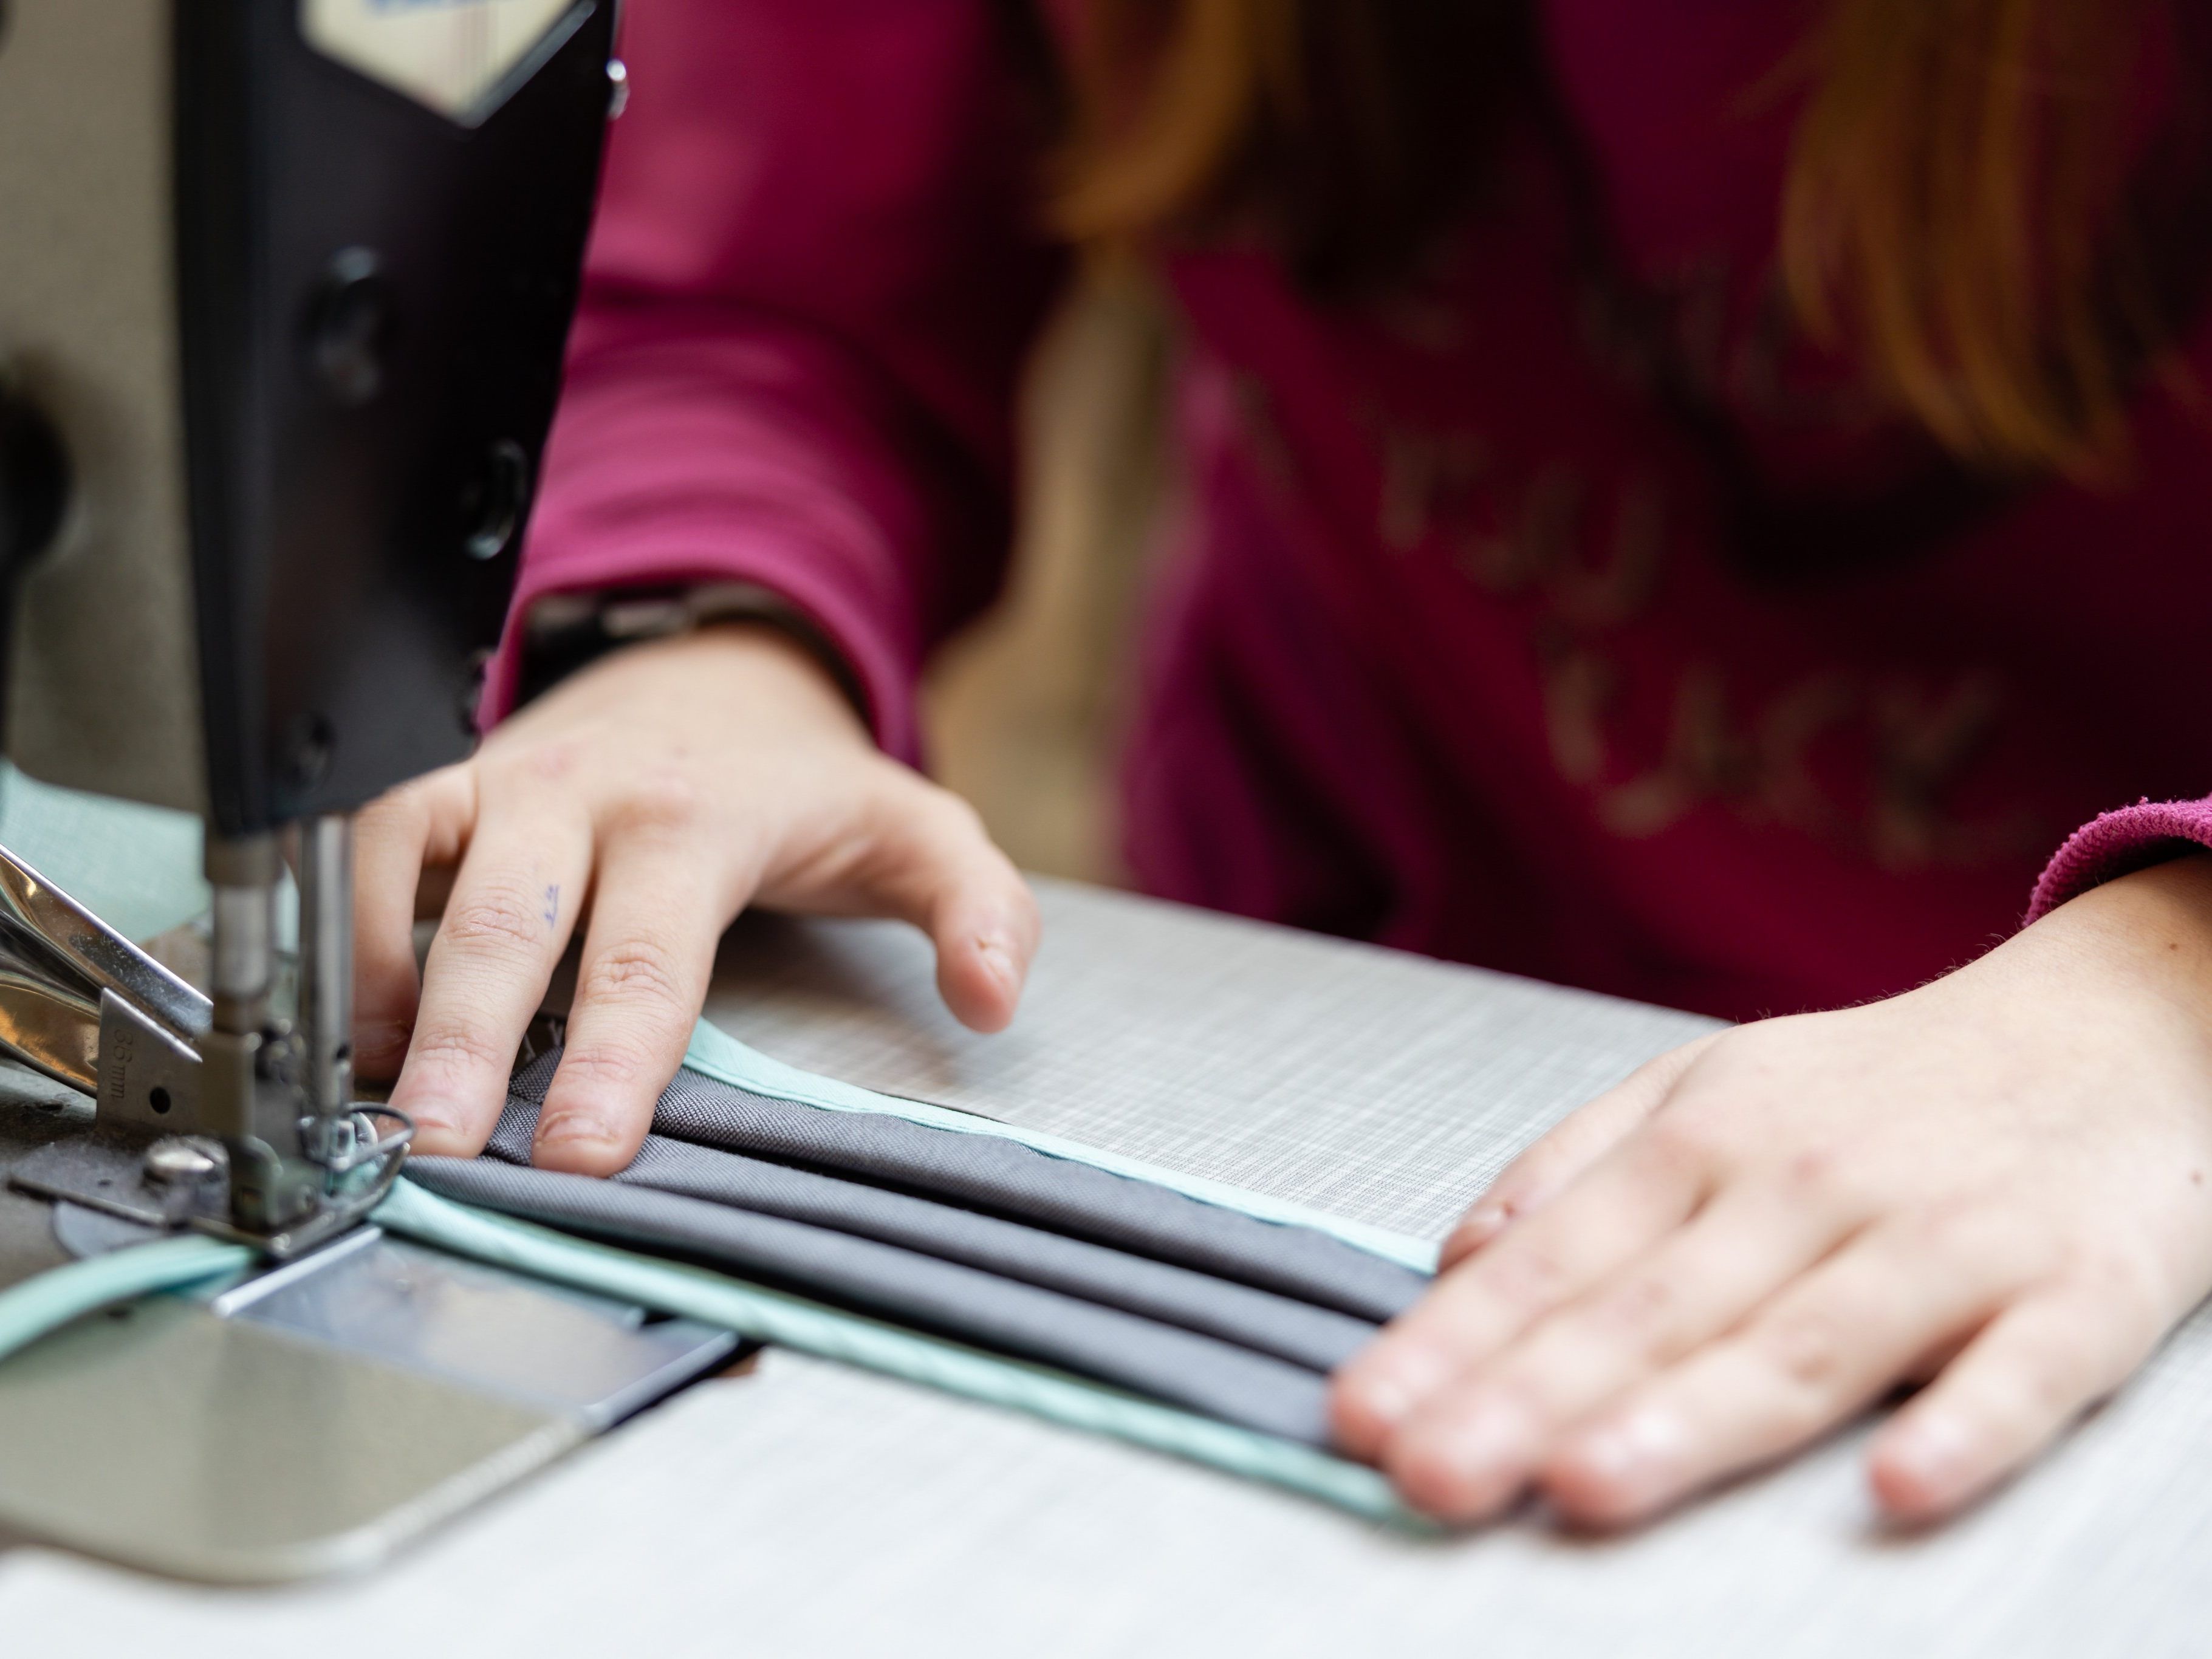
[2025,798,2212,922]
[487,0,1066,761]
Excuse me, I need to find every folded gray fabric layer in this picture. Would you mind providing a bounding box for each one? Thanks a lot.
[411,1154,1338,1444]
[405,1049,1432,1445]
[640,1066,1427,1322]
[589,1123,1375,1370]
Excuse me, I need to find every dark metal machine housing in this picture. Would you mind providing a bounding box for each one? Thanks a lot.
[0,0,617,831]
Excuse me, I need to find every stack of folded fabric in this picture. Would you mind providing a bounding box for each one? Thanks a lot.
[408,1047,1434,1449]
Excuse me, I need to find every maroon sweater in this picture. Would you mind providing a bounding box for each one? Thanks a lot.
[502,0,2212,1021]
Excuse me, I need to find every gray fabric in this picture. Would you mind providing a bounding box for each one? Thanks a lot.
[401,1049,1442,1443]
[574,1059,1430,1322]
[466,1102,1377,1373]
[406,1155,1337,1445]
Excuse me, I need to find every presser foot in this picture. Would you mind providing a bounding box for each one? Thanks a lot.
[5,1106,408,1260]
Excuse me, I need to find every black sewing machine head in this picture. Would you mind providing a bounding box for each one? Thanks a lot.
[0,13,736,1587]
[0,0,622,1260]
[0,0,618,833]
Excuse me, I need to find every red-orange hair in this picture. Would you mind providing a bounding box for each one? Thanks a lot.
[1055,0,2174,481]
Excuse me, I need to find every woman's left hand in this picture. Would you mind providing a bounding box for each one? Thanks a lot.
[1332,855,2212,1528]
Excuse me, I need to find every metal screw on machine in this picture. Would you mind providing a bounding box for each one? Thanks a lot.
[0,380,70,581]
[461,438,531,561]
[284,711,337,791]
[143,1136,224,1185]
[303,247,393,408]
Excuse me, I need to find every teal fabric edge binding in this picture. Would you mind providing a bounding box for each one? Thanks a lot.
[371,1178,1432,1530]
[0,1234,255,1358]
[680,1018,1443,1274]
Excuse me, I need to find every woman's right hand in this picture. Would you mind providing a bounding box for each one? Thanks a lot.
[352,622,1038,1175]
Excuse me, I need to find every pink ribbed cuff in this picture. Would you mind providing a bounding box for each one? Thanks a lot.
[2025,797,2212,923]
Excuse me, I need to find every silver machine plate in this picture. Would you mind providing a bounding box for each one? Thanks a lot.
[48,1200,742,1433]
[0,1292,584,1584]
[0,1194,744,1584]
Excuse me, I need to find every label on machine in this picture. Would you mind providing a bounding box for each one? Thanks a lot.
[301,0,587,124]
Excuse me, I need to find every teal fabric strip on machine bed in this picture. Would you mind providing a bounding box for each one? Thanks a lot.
[0,1234,253,1356]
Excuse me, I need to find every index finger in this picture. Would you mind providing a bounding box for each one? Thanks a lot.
[389,803,591,1156]
[529,830,731,1174]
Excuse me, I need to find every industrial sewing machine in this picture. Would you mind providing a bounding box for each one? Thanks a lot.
[0,0,738,1581]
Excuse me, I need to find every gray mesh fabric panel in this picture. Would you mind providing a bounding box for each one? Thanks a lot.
[508,1054,1429,1322]
[406,1156,1337,1445]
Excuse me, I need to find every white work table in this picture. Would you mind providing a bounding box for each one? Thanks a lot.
[2,878,2207,1656]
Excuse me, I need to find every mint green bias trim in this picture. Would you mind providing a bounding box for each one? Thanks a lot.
[682,1019,1440,1274]
[374,1178,1427,1528]
[0,1234,256,1361]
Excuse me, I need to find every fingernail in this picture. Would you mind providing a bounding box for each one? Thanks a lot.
[976,933,1019,993]
[535,1112,617,1151]
[1567,1406,1687,1508]
[1347,1375,1418,1435]
[1434,1395,1539,1494]
[1347,1346,1455,1429]
[1880,1414,1976,1504]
